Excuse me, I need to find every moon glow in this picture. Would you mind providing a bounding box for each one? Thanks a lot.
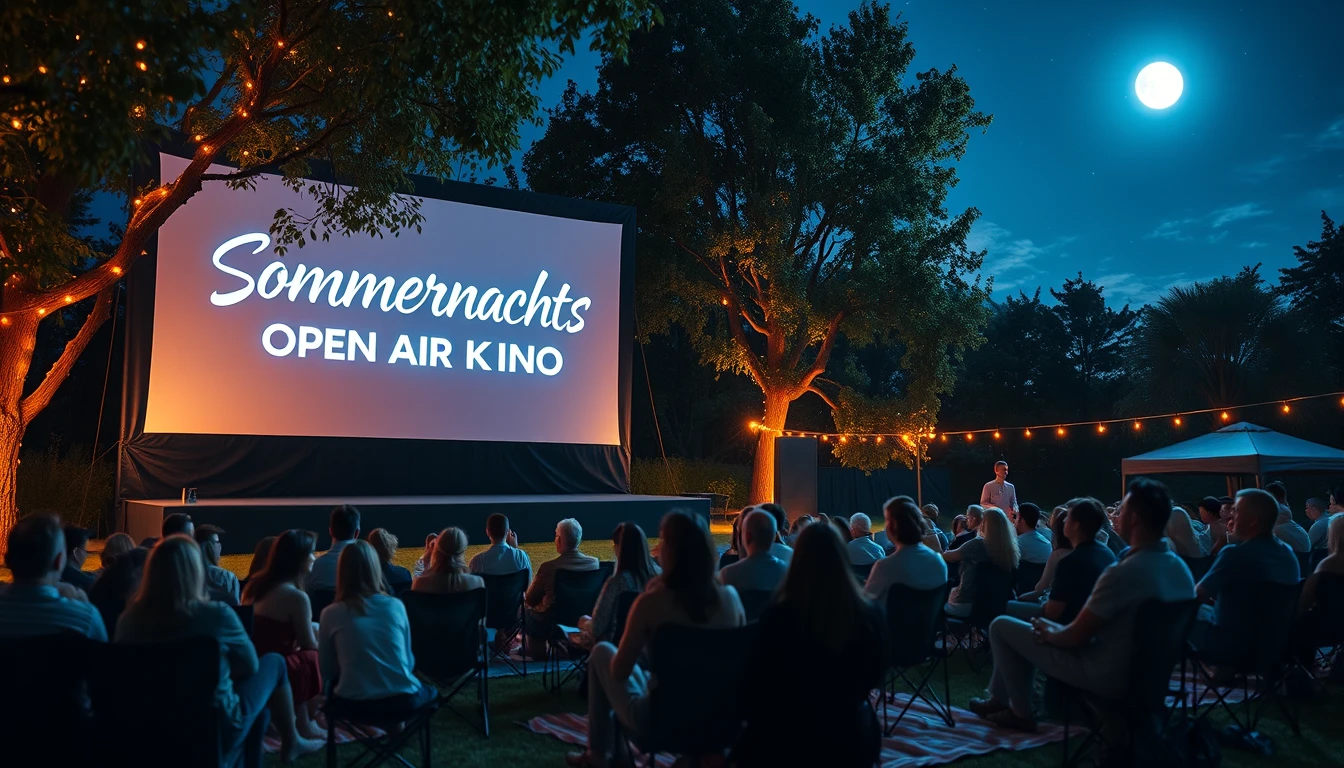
[1136,62,1183,109]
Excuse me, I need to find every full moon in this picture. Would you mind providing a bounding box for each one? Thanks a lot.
[1136,62,1183,109]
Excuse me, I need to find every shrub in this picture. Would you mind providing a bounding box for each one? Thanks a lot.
[17,443,113,531]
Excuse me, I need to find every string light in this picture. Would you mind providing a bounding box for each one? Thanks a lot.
[1174,416,1183,426]
[1024,429,1032,438]
[9,120,19,130]
[1097,424,1107,434]
[37,66,47,74]
[136,62,147,71]
[1056,426,1066,437]
[136,41,145,50]
[965,433,974,442]
[839,436,848,443]
[1282,402,1291,413]
[993,430,1001,440]
[1220,411,1230,421]
[1133,421,1142,431]
[875,436,883,444]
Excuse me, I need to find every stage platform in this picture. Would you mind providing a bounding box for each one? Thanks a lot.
[123,494,710,555]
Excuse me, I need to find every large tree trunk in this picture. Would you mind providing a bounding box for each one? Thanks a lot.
[749,389,793,506]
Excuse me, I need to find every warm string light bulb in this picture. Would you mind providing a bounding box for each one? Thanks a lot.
[1097,424,1107,434]
[992,430,1001,440]
[1056,426,1066,437]
[1220,411,1230,421]
[1133,421,1142,431]
[1282,403,1291,413]
[1174,416,1183,426]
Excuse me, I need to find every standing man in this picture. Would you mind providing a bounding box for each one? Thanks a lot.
[981,461,1019,514]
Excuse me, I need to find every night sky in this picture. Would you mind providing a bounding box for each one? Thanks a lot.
[520,0,1344,307]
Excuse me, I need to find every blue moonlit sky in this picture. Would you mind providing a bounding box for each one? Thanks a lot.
[517,0,1344,307]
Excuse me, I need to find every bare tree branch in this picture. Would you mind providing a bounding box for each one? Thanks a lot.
[20,288,113,422]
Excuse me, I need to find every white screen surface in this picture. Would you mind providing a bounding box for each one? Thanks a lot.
[144,153,623,445]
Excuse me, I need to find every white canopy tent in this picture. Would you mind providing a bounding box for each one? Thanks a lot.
[1121,422,1344,491]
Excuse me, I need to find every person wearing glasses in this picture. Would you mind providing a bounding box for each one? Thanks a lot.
[61,525,96,593]
[197,524,241,605]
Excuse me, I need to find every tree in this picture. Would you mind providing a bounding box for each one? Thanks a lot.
[0,0,656,549]
[524,0,991,502]
[1049,273,1137,415]
[1124,266,1318,412]
[1277,211,1344,386]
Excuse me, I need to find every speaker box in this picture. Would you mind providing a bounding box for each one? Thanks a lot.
[773,436,817,520]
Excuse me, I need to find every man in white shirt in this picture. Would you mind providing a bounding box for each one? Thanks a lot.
[1014,503,1051,564]
[309,505,361,592]
[0,515,107,641]
[866,497,947,604]
[847,513,885,565]
[981,461,1019,514]
[969,477,1195,732]
[1266,481,1310,554]
[719,510,789,593]
[469,513,533,579]
[1306,494,1336,550]
[756,503,794,564]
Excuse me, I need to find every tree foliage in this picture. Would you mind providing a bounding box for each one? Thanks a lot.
[524,0,991,490]
[1277,211,1343,386]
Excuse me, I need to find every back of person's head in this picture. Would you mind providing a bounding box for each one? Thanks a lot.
[1017,503,1041,531]
[485,513,509,542]
[130,534,205,625]
[247,535,277,579]
[1330,514,1344,556]
[4,515,63,580]
[921,504,940,522]
[1234,488,1279,537]
[884,496,925,546]
[556,518,582,550]
[778,520,874,652]
[980,508,1020,572]
[741,509,777,556]
[243,529,317,602]
[430,527,469,574]
[1306,497,1327,516]
[1265,481,1288,504]
[966,504,984,525]
[63,525,90,557]
[193,523,226,567]
[829,515,852,543]
[161,513,193,538]
[729,513,743,552]
[756,503,787,534]
[336,539,386,614]
[1198,496,1223,521]
[789,516,813,536]
[329,505,361,541]
[614,522,657,583]
[92,546,151,604]
[1065,497,1106,541]
[1165,506,1200,554]
[366,528,399,565]
[952,514,968,535]
[1331,482,1344,507]
[611,522,626,548]
[659,510,719,622]
[849,512,872,537]
[1051,507,1073,549]
[1123,478,1174,537]
[102,532,136,562]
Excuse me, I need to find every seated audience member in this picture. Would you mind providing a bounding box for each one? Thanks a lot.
[865,496,948,603]
[246,535,277,581]
[970,477,1194,732]
[412,532,436,579]
[952,515,969,539]
[1028,508,1074,596]
[524,518,600,658]
[137,512,194,549]
[60,525,96,592]
[318,540,434,712]
[367,528,413,593]
[922,504,949,548]
[830,514,854,544]
[1014,504,1051,564]
[1010,499,1115,623]
[846,513,885,565]
[241,530,325,740]
[756,503,795,563]
[566,511,744,768]
[582,523,658,646]
[1097,512,1127,557]
[309,505,360,592]
[1216,496,1236,550]
[719,513,745,569]
[719,510,790,594]
[1164,506,1205,559]
[412,527,485,595]
[950,505,984,550]
[1300,514,1344,614]
[99,533,136,574]
[195,524,240,605]
[1190,488,1301,658]
[942,507,1019,618]
[737,523,887,768]
[0,515,107,640]
[1306,494,1334,551]
[919,515,946,553]
[89,546,150,637]
[1266,481,1310,554]
[118,535,323,761]
[786,515,813,546]
[468,513,533,579]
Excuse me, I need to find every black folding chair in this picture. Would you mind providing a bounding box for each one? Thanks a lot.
[481,569,530,676]
[736,588,774,623]
[622,624,759,764]
[323,685,439,768]
[90,635,269,768]
[882,584,954,731]
[944,564,1015,671]
[1188,580,1303,752]
[1307,572,1344,671]
[546,567,610,693]
[0,632,95,764]
[401,589,490,736]
[310,588,337,620]
[852,562,875,583]
[1015,561,1046,597]
[1054,599,1201,767]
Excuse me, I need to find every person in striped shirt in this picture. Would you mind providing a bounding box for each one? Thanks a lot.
[0,515,107,641]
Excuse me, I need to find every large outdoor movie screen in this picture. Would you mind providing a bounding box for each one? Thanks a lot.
[144,153,623,446]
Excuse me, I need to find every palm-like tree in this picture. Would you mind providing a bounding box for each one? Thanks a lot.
[1123,266,1318,412]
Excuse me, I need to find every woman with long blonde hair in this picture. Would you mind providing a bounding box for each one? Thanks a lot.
[943,507,1020,617]
[411,527,484,594]
[116,536,323,762]
[1165,506,1204,559]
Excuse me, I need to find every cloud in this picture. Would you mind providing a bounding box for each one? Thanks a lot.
[1145,218,1196,241]
[1210,202,1271,228]
[1314,116,1344,150]
[1240,241,1267,249]
[969,220,1075,295]
[1146,202,1271,242]
[1093,272,1220,306]
[1235,155,1286,179]
[1205,230,1229,244]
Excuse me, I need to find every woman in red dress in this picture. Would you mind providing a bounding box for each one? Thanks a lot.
[242,529,324,740]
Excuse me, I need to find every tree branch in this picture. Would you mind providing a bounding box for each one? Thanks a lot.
[182,58,239,135]
[798,311,846,390]
[20,288,114,423]
[807,384,839,411]
[200,118,352,182]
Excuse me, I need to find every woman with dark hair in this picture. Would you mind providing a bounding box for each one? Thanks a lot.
[246,535,277,581]
[830,514,853,543]
[241,530,324,740]
[1029,507,1075,595]
[736,523,886,767]
[566,511,744,768]
[89,547,150,637]
[719,513,745,569]
[581,523,658,646]
[116,536,323,762]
